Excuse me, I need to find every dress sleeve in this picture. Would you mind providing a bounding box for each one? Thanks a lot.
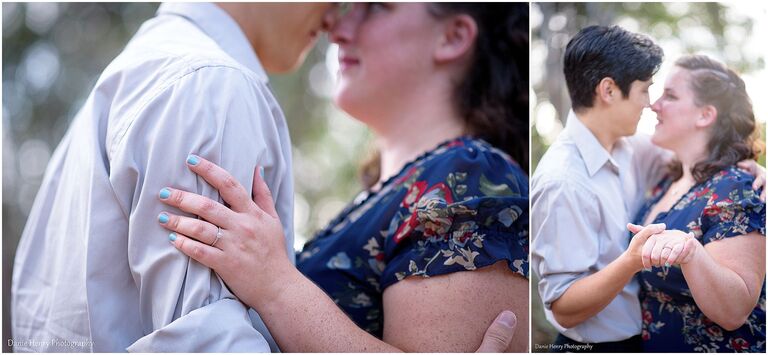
[699,171,766,244]
[108,66,284,352]
[379,144,528,290]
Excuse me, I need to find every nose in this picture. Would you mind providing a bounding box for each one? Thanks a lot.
[650,97,661,113]
[329,3,364,45]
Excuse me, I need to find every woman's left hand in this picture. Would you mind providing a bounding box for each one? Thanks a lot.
[737,159,766,201]
[628,224,698,269]
[157,155,290,307]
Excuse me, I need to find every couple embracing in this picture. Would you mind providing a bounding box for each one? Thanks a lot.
[532,25,766,353]
[12,2,529,353]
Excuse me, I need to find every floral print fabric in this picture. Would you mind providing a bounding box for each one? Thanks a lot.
[296,136,529,337]
[634,167,766,352]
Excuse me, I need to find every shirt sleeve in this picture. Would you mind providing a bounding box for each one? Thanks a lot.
[379,144,529,290]
[530,178,602,309]
[699,172,766,244]
[107,66,284,352]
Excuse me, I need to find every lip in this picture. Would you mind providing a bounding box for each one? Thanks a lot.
[338,54,360,72]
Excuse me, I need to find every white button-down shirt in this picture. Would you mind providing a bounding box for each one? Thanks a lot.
[531,111,670,343]
[12,3,293,352]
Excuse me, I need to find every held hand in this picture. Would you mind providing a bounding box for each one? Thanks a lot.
[476,311,517,353]
[628,224,697,268]
[624,223,666,272]
[157,155,289,307]
[737,159,766,202]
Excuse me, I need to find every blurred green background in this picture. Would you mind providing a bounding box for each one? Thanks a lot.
[531,2,767,350]
[2,3,372,350]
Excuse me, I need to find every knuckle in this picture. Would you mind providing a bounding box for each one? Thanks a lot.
[201,198,218,212]
[169,215,181,230]
[172,190,185,205]
[222,175,239,190]
[192,245,206,259]
[194,222,207,236]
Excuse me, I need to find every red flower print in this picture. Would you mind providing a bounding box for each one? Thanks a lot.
[705,326,723,339]
[393,214,419,243]
[402,181,427,209]
[729,338,749,351]
[643,310,653,323]
[695,187,710,198]
[395,166,420,185]
[703,204,721,217]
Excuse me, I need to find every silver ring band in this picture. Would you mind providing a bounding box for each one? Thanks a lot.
[211,227,222,247]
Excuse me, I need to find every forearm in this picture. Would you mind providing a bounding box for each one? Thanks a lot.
[681,242,757,330]
[249,267,401,353]
[551,253,639,328]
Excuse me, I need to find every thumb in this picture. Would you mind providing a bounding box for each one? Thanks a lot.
[251,166,278,218]
[627,223,643,234]
[476,310,517,353]
[632,223,666,243]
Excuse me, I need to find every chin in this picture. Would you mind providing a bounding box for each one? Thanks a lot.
[334,88,362,119]
[650,133,671,149]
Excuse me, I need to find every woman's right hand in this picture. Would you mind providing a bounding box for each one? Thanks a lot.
[628,224,698,269]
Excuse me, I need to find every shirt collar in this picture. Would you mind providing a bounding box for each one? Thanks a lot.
[564,110,628,177]
[157,2,269,83]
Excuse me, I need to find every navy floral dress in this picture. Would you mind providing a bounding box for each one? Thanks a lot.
[296,136,529,337]
[634,167,766,352]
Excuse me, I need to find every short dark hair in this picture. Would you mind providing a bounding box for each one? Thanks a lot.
[563,25,663,111]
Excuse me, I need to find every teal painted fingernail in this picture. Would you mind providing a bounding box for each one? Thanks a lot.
[259,166,265,179]
[158,213,169,224]
[159,188,171,199]
[187,155,199,166]
[665,262,670,267]
[169,232,177,242]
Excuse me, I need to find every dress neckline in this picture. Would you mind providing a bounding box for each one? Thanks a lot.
[640,173,711,225]
[315,135,475,239]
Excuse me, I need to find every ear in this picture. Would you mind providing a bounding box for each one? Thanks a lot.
[696,105,718,128]
[596,77,618,105]
[434,14,477,63]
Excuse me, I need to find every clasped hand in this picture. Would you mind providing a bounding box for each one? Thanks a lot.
[625,223,698,271]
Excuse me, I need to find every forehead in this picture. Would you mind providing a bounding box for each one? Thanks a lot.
[664,67,692,89]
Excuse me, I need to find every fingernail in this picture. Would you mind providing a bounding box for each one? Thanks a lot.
[169,232,177,242]
[158,213,169,224]
[159,188,171,199]
[664,262,670,267]
[259,166,265,179]
[187,155,199,166]
[498,310,517,328]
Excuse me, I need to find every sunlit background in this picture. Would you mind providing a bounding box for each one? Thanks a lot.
[2,3,372,349]
[531,2,767,349]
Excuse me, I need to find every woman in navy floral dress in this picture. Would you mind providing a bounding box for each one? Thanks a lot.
[631,55,765,352]
[153,3,529,352]
[297,136,528,336]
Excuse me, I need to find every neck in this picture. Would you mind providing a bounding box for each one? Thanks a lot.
[574,110,621,152]
[675,140,709,183]
[371,88,466,183]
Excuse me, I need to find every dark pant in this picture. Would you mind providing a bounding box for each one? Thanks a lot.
[550,333,642,353]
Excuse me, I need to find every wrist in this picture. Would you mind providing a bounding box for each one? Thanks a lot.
[246,261,300,312]
[618,250,643,274]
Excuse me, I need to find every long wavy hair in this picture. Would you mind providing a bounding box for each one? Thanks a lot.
[359,3,529,189]
[668,55,762,183]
